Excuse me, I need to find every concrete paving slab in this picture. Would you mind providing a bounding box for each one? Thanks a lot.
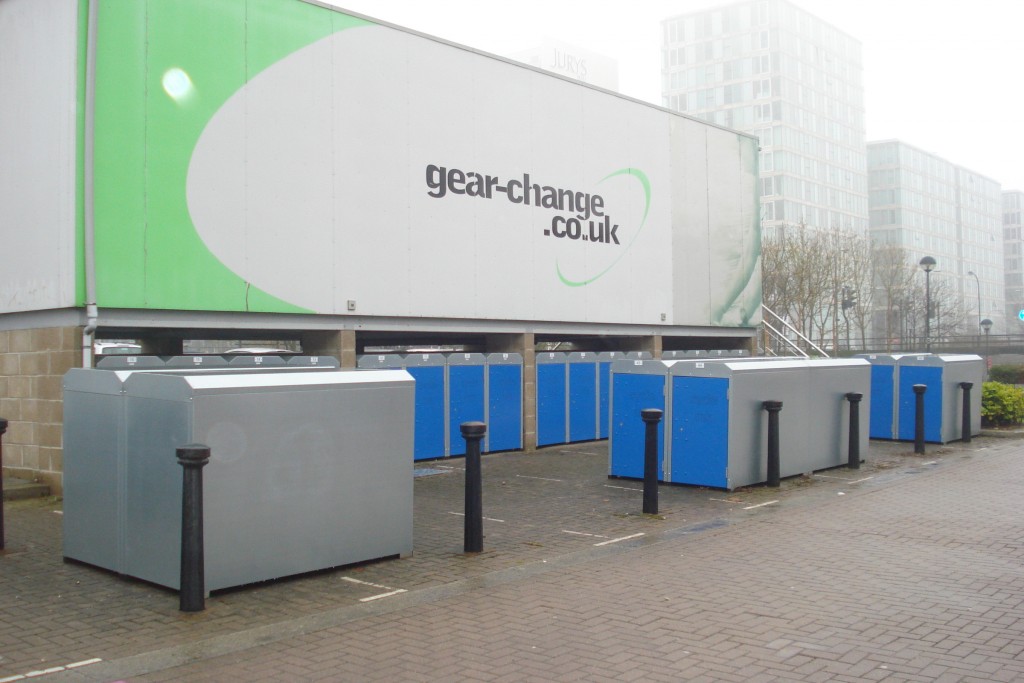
[1,437,1021,682]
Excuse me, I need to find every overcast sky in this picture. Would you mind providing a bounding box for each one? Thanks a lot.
[330,0,1023,193]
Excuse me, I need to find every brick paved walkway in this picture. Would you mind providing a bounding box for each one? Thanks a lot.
[2,437,1022,681]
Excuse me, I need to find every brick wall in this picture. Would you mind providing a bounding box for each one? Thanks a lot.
[0,326,82,494]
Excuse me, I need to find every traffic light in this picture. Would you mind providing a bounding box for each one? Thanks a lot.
[841,287,857,311]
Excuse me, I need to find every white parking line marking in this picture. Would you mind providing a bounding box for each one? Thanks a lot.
[360,589,407,602]
[448,512,505,523]
[516,475,564,482]
[562,530,609,539]
[848,476,874,484]
[594,532,645,546]
[64,659,102,669]
[25,668,64,678]
[0,659,103,683]
[341,576,394,591]
[603,484,642,491]
[742,500,778,510]
[709,498,744,503]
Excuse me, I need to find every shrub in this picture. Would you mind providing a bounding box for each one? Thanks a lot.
[988,365,1024,385]
[981,381,1024,426]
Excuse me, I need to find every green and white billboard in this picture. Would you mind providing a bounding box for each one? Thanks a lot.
[1,0,761,327]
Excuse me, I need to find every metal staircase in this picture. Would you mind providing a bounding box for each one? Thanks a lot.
[760,305,830,358]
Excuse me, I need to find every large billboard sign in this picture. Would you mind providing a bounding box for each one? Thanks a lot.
[6,0,760,327]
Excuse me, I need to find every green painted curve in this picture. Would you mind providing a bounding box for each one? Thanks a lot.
[556,167,652,287]
[92,0,369,313]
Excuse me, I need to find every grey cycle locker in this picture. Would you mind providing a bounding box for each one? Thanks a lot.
[895,354,984,443]
[63,367,414,591]
[610,358,870,490]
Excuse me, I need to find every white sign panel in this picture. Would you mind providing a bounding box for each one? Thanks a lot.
[186,22,758,327]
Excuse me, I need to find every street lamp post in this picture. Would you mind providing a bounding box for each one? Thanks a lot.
[967,270,981,338]
[919,256,936,352]
[981,318,993,378]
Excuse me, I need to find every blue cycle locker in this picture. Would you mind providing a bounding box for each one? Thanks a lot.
[609,359,673,480]
[896,354,984,443]
[536,352,568,446]
[358,353,446,460]
[596,352,626,439]
[855,353,922,439]
[610,358,870,490]
[485,353,523,452]
[668,359,814,489]
[402,354,447,459]
[567,352,600,443]
[447,353,487,456]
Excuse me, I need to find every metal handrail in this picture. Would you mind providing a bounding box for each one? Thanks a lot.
[761,304,830,358]
[762,320,809,358]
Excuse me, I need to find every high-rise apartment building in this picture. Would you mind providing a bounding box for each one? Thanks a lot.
[868,140,1004,335]
[661,0,868,235]
[1004,190,1024,328]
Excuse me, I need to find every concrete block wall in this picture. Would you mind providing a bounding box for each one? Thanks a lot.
[0,326,81,494]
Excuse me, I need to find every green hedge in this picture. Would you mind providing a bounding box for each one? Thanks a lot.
[988,365,1024,384]
[981,381,1024,426]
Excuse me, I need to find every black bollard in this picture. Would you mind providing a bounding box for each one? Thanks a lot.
[845,393,863,470]
[461,422,486,553]
[641,409,663,515]
[913,384,927,454]
[0,417,7,550]
[960,382,973,443]
[763,401,783,487]
[177,444,211,612]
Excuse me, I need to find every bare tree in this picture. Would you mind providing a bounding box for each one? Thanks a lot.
[871,243,917,351]
[762,222,833,353]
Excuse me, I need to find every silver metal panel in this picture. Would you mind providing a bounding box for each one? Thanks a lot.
[95,355,167,369]
[445,352,486,365]
[611,358,681,375]
[67,367,413,592]
[0,0,79,312]
[227,354,288,367]
[485,352,522,365]
[165,355,229,368]
[719,362,811,489]
[804,359,872,469]
[357,353,404,369]
[123,393,192,588]
[898,354,984,441]
[62,370,128,572]
[669,359,868,489]
[194,380,414,591]
[287,355,339,367]
[401,353,445,367]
